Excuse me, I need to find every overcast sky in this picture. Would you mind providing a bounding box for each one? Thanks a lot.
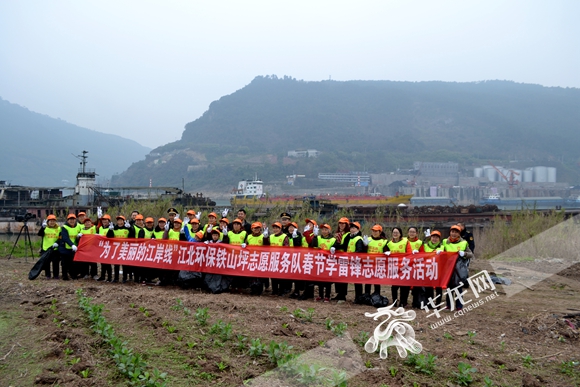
[1,0,578,149]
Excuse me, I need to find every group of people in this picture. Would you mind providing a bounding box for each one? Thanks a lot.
[37,207,475,309]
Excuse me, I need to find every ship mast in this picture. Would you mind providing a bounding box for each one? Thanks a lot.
[74,150,89,174]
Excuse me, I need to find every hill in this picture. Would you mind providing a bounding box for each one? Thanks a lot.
[112,77,580,190]
[0,98,150,186]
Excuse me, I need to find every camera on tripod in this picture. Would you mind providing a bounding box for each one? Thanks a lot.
[15,212,37,222]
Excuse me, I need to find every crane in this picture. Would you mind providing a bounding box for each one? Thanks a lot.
[489,162,520,188]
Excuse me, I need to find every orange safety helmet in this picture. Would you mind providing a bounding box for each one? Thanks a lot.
[47,214,57,221]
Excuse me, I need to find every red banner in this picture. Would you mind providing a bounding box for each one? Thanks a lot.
[75,235,458,287]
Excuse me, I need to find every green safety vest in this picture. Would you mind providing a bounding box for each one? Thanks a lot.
[142,228,154,239]
[79,226,96,235]
[367,238,388,253]
[246,234,264,246]
[153,229,164,239]
[387,238,408,253]
[62,224,80,249]
[98,226,110,236]
[423,241,442,252]
[42,226,61,251]
[228,231,247,245]
[317,236,336,251]
[442,239,468,252]
[347,235,362,253]
[269,233,287,246]
[133,225,143,238]
[113,228,129,239]
[407,238,423,251]
[167,229,181,241]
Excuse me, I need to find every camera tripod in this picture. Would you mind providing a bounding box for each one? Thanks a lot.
[8,221,35,261]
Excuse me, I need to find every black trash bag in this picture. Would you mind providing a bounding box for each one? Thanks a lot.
[371,293,390,308]
[450,257,469,288]
[354,293,373,306]
[176,270,203,289]
[249,279,264,295]
[204,273,232,294]
[28,249,53,280]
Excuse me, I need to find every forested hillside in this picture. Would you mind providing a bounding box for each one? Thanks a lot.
[113,77,580,190]
[0,98,150,186]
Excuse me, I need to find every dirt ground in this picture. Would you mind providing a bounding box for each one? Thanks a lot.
[0,256,579,387]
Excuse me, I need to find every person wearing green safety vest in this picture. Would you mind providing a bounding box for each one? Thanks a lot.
[442,225,474,311]
[386,227,411,308]
[143,217,156,239]
[342,222,366,305]
[308,223,341,302]
[421,230,444,307]
[202,212,219,241]
[224,219,249,292]
[96,214,115,282]
[266,222,290,296]
[153,218,167,239]
[406,226,425,309]
[361,224,390,300]
[111,215,131,283]
[287,222,306,300]
[186,217,203,239]
[157,217,185,286]
[222,218,247,245]
[332,217,351,303]
[59,213,80,281]
[77,217,97,279]
[244,222,269,295]
[38,214,61,279]
[76,212,87,231]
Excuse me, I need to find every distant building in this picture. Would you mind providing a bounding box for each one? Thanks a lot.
[288,149,319,158]
[318,172,371,186]
[414,162,458,177]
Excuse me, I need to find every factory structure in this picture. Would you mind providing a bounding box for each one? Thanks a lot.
[316,162,577,208]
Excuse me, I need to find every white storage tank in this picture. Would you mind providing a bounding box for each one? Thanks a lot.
[548,167,557,183]
[484,167,497,182]
[474,167,483,178]
[534,166,548,183]
[523,169,533,182]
